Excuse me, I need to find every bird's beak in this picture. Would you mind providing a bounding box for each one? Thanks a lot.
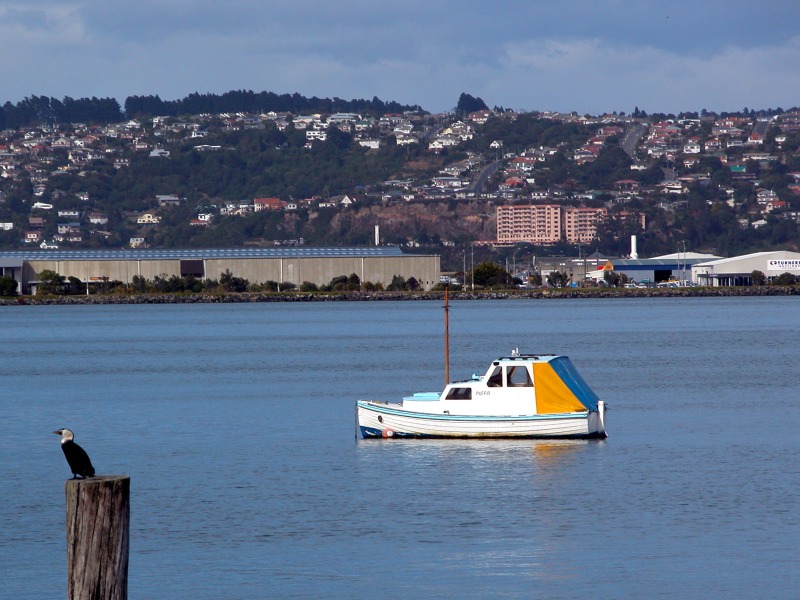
[53,430,62,435]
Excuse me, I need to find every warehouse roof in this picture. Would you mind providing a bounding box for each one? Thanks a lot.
[0,246,406,261]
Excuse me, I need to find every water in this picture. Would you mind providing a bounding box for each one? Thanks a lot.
[2,297,799,598]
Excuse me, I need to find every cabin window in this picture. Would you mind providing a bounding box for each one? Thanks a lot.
[445,387,472,400]
[507,366,532,387]
[487,366,503,387]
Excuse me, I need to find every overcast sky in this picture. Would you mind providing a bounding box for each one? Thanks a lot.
[2,1,798,115]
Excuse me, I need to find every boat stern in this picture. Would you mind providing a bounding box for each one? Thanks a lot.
[589,400,608,438]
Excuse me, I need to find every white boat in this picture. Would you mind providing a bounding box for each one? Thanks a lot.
[356,290,607,439]
[356,351,607,439]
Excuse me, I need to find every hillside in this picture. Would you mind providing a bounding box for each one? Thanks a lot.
[1,90,799,270]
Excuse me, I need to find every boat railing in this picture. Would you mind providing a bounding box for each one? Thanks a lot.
[496,353,558,361]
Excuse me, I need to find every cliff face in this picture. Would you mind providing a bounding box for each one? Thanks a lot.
[309,201,498,246]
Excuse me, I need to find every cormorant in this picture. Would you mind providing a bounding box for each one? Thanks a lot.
[53,428,95,479]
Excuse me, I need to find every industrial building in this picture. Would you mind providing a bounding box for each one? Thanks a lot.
[605,252,722,285]
[0,247,441,295]
[691,251,800,286]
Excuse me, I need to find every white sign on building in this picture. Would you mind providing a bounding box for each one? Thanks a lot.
[767,259,800,271]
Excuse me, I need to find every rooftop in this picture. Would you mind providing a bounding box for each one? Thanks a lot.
[0,246,406,261]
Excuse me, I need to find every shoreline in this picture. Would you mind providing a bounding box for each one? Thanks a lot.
[3,285,800,305]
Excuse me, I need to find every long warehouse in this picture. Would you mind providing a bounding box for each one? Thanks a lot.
[0,247,441,294]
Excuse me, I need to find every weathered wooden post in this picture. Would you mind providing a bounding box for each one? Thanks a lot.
[65,476,130,600]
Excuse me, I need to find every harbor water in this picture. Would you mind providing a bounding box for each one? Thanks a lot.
[2,297,799,598]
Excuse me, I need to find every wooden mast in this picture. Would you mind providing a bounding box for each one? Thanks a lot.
[444,284,450,384]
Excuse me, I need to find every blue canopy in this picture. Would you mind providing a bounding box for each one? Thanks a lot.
[548,357,600,412]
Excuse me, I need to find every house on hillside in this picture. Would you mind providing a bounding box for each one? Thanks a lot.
[157,194,181,207]
[87,212,108,225]
[254,197,284,211]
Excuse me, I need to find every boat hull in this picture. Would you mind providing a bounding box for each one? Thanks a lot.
[356,401,607,439]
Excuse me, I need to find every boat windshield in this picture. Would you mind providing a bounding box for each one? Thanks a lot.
[487,366,503,387]
[507,365,532,387]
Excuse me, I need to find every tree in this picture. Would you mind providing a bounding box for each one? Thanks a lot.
[751,270,766,286]
[131,275,148,292]
[771,272,796,286]
[219,269,248,292]
[66,276,84,295]
[472,261,511,288]
[0,275,17,296]
[299,281,319,292]
[386,274,407,291]
[548,270,570,288]
[456,93,488,115]
[36,269,65,295]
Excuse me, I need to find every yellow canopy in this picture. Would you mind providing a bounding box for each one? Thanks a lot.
[533,362,589,414]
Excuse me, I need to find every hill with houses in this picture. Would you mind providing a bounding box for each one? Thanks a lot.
[0,90,799,270]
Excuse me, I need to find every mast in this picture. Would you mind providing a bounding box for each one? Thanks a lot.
[444,284,450,384]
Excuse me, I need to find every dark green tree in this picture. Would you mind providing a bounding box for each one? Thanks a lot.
[548,270,571,288]
[347,273,361,290]
[219,269,248,292]
[36,269,65,295]
[771,272,796,285]
[472,261,511,288]
[387,275,407,291]
[456,93,489,115]
[0,275,17,296]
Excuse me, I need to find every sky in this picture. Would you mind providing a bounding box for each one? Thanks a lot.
[1,1,799,115]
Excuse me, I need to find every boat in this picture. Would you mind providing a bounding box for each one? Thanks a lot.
[355,289,607,439]
[356,350,607,439]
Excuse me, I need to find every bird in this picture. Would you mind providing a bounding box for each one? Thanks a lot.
[53,428,95,479]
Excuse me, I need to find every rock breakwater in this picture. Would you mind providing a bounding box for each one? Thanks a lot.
[3,285,800,306]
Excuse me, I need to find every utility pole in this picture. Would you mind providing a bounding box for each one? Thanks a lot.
[471,243,474,291]
[462,249,466,287]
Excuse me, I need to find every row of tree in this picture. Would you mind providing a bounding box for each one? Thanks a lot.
[25,270,426,296]
[0,90,425,130]
[124,90,423,119]
[0,96,123,129]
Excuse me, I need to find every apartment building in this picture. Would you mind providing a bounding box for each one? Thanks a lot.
[564,207,607,244]
[496,205,562,244]
[497,205,606,244]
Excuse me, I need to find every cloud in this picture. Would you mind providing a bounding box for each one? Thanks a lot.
[0,4,85,44]
[484,35,800,114]
[0,2,799,114]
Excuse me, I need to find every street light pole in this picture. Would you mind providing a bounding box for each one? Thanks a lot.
[471,242,474,291]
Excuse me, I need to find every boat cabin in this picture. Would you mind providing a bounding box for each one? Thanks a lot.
[402,353,599,417]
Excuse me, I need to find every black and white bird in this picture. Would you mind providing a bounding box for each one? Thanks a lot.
[53,428,95,479]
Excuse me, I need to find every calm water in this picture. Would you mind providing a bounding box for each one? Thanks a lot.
[2,297,799,598]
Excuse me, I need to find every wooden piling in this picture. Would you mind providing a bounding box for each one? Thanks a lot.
[65,476,130,600]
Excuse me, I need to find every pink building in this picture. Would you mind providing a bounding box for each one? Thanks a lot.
[564,207,607,244]
[497,205,608,245]
[496,205,563,244]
